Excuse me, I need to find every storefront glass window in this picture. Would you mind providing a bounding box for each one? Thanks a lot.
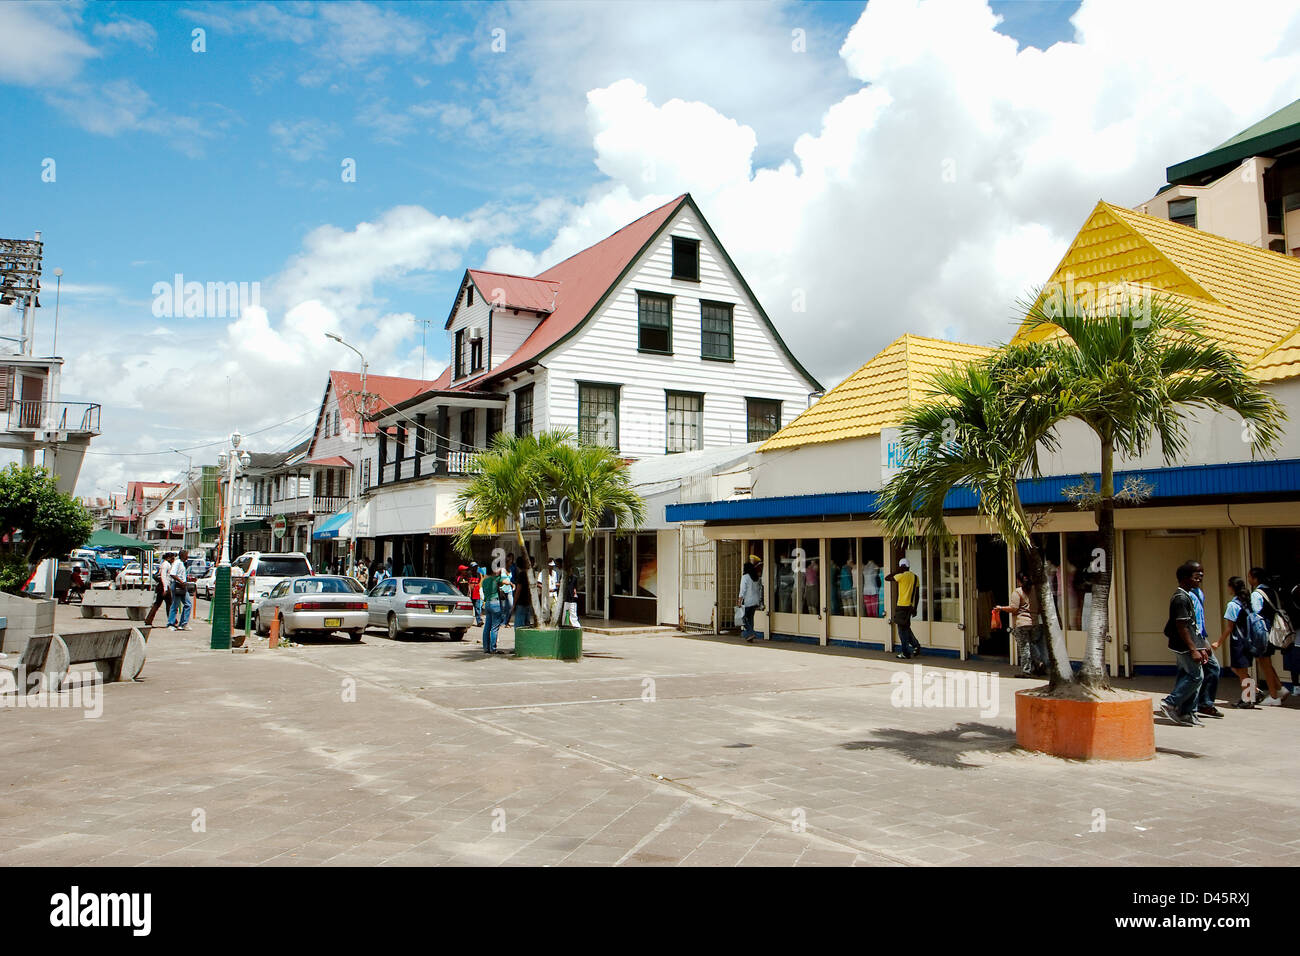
[1064,531,1104,632]
[636,533,657,597]
[830,538,858,617]
[613,534,634,597]
[930,537,961,622]
[895,543,927,622]
[861,538,886,618]
[799,539,821,615]
[774,539,797,613]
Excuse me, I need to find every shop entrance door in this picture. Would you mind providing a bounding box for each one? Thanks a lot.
[716,539,741,632]
[968,535,1010,659]
[589,535,607,617]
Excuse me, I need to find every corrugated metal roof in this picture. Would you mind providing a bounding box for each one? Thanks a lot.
[758,334,993,452]
[466,270,560,314]
[665,456,1300,523]
[328,370,438,437]
[1015,201,1300,378]
[1168,96,1300,184]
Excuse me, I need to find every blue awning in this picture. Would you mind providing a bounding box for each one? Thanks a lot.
[313,511,353,540]
[666,457,1300,524]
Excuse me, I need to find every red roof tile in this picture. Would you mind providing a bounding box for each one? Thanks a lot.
[433,194,689,390]
[329,371,438,436]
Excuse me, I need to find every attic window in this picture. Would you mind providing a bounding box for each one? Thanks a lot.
[672,237,700,281]
[467,284,474,307]
[1168,197,1197,229]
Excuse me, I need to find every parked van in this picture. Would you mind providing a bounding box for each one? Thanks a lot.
[230,551,314,608]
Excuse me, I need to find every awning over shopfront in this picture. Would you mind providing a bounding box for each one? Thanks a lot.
[429,515,502,536]
[230,518,269,533]
[86,529,155,550]
[313,511,354,540]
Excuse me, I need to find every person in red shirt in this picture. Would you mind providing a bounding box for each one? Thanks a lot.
[456,562,484,625]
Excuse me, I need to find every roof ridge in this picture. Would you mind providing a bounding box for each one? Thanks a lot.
[469,268,560,283]
[536,194,688,278]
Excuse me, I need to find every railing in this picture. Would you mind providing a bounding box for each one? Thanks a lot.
[270,495,348,515]
[313,496,348,514]
[448,450,480,474]
[237,503,271,517]
[5,401,101,434]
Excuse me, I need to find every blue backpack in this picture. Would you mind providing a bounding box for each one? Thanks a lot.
[1240,598,1271,658]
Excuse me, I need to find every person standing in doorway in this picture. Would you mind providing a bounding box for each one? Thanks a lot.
[886,558,921,659]
[168,549,193,631]
[1160,561,1207,726]
[738,561,764,642]
[996,571,1043,677]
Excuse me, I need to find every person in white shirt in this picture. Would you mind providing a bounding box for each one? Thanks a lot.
[738,562,764,642]
[168,549,192,630]
[146,552,174,627]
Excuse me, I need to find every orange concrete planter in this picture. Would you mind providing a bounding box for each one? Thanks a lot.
[1015,690,1155,761]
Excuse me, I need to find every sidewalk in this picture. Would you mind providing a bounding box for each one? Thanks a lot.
[1,605,1296,866]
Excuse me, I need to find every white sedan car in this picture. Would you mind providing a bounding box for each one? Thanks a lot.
[195,567,218,600]
[254,575,368,641]
[114,562,147,588]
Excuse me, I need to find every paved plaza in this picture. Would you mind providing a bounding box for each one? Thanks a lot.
[2,603,1298,867]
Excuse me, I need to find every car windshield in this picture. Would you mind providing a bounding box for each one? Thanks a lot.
[292,577,362,594]
[402,578,457,596]
[256,557,312,577]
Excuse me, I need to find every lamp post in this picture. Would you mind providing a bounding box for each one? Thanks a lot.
[211,432,251,650]
[51,267,62,356]
[326,332,367,576]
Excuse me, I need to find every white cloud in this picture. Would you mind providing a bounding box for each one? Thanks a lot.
[92,17,158,50]
[0,3,97,86]
[270,117,340,160]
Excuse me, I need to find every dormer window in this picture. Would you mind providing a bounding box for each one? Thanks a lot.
[672,237,700,281]
[467,284,474,307]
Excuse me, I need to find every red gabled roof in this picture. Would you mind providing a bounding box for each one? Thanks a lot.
[465,270,559,316]
[305,455,352,467]
[327,371,438,438]
[432,194,689,390]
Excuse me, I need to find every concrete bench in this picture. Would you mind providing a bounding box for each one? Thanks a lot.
[80,589,155,621]
[14,627,148,692]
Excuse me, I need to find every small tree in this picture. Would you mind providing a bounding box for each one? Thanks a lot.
[547,442,646,615]
[0,464,94,594]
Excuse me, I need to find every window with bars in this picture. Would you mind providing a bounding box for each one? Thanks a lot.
[746,398,782,443]
[514,384,534,437]
[637,291,672,354]
[700,300,733,360]
[361,458,371,491]
[672,236,700,281]
[666,391,703,453]
[460,409,475,451]
[578,383,619,449]
[333,409,340,436]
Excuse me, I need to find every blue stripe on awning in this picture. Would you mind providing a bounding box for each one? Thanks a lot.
[665,457,1300,524]
[312,511,353,540]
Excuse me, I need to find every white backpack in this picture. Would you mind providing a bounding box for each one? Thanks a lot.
[1259,589,1296,650]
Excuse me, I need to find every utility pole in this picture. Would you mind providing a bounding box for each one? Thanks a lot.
[326,332,368,576]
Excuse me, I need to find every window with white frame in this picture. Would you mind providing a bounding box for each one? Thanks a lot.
[666,391,703,453]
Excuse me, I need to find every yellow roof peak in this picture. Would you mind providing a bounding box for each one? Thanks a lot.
[759,334,993,452]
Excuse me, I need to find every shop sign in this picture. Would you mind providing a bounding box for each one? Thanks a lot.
[272,516,287,540]
[519,494,572,530]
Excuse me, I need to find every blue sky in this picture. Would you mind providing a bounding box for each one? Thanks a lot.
[3,0,1295,496]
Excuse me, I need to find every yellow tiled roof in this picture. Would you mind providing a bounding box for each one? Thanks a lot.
[1015,201,1300,371]
[1250,324,1300,382]
[760,334,993,452]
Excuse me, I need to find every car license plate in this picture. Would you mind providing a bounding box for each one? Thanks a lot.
[434,605,449,613]
[325,617,342,627]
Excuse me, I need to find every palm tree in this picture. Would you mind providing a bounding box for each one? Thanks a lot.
[546,442,647,615]
[877,360,1074,688]
[1007,295,1285,689]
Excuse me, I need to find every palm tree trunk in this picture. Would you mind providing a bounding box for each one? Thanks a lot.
[536,514,555,626]
[1079,438,1115,690]
[1024,546,1073,689]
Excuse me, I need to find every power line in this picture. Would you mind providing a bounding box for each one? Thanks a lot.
[83,406,321,457]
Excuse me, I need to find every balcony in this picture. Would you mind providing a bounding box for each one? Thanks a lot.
[270,495,348,516]
[5,400,101,436]
[375,450,480,488]
[237,503,271,518]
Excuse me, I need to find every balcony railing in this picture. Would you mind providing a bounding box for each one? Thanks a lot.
[5,401,101,435]
[270,494,349,515]
[237,503,271,517]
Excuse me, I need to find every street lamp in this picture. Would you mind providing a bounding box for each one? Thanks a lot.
[212,432,251,650]
[51,268,62,356]
[326,332,367,575]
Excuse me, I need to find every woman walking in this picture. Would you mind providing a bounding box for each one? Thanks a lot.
[738,561,764,643]
[996,570,1045,677]
[1249,568,1290,706]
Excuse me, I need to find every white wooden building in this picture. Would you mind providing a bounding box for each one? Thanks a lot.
[362,193,821,622]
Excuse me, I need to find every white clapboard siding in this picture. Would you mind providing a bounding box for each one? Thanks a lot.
[491,312,542,370]
[446,282,494,382]
[542,207,814,458]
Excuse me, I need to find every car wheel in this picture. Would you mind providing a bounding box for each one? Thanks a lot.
[350,630,363,643]
[254,611,267,637]
[387,613,402,641]
[450,628,467,642]
[277,611,289,638]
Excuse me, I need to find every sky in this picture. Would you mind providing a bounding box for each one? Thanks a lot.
[2,0,1299,498]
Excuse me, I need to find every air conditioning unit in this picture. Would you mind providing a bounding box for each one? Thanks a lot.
[468,326,483,342]
[153,520,166,530]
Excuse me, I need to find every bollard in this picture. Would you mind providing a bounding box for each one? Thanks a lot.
[268,611,280,648]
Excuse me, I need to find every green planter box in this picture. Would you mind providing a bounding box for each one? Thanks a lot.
[514,627,583,661]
